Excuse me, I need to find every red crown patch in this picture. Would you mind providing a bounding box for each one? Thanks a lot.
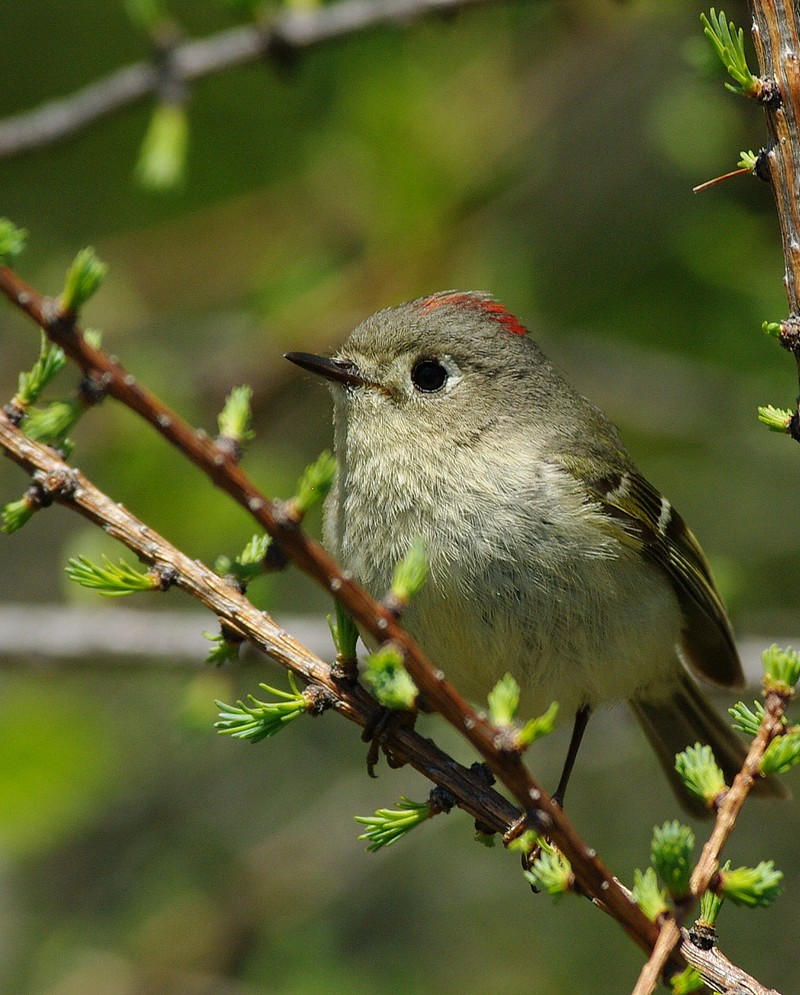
[416,291,527,336]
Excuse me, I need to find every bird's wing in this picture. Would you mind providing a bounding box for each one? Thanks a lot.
[561,460,743,689]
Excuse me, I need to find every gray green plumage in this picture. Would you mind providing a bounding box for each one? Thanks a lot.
[287,291,785,816]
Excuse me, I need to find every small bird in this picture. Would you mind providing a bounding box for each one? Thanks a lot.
[286,291,784,815]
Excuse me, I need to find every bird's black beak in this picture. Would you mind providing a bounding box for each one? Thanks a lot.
[285,352,373,389]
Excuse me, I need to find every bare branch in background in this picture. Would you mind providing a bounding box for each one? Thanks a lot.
[0,0,507,159]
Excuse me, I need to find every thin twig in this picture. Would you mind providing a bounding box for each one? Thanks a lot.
[690,691,790,897]
[0,0,507,159]
[625,5,800,989]
[629,690,791,995]
[631,920,681,995]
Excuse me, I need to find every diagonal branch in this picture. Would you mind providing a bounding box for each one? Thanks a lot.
[0,407,519,836]
[1,264,787,991]
[0,0,508,159]
[630,688,791,995]
[0,401,778,994]
[0,261,662,958]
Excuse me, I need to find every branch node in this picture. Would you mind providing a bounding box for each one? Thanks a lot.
[428,784,456,816]
[502,814,530,847]
[214,435,243,463]
[754,146,772,182]
[687,920,718,951]
[152,26,188,106]
[219,620,247,644]
[777,313,800,352]
[32,465,79,505]
[303,682,335,716]
[470,760,496,788]
[151,563,178,591]
[78,373,109,407]
[3,400,25,426]
[44,295,76,331]
[756,74,782,108]
[274,498,302,528]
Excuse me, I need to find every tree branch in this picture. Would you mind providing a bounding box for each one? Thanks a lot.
[2,261,788,993]
[0,0,508,160]
[0,407,522,835]
[0,261,667,962]
[630,688,791,994]
[749,0,800,427]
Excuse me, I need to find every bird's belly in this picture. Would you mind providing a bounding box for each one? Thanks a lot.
[374,545,682,720]
[326,458,684,721]
[404,551,681,717]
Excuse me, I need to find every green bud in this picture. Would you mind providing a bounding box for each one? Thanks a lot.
[487,672,521,725]
[217,385,255,446]
[215,533,271,585]
[737,150,758,171]
[14,333,67,409]
[362,643,418,710]
[135,103,189,193]
[22,399,82,445]
[651,821,695,899]
[390,537,428,604]
[632,866,670,921]
[0,218,28,267]
[238,532,270,566]
[60,247,108,314]
[516,702,558,749]
[203,630,241,667]
[291,450,337,519]
[486,675,557,748]
[762,320,782,338]
[507,829,540,855]
[669,965,705,994]
[1,496,35,534]
[215,674,308,743]
[698,879,725,927]
[65,554,160,597]
[355,796,431,851]
[83,328,103,350]
[700,9,760,97]
[728,699,764,737]
[757,405,793,432]
[718,861,783,908]
[760,728,800,776]
[674,743,726,807]
[328,599,359,662]
[762,644,800,691]
[524,846,573,897]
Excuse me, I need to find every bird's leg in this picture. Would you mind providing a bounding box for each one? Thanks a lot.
[362,707,417,776]
[551,705,591,808]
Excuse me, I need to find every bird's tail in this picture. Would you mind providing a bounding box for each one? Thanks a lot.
[631,672,788,819]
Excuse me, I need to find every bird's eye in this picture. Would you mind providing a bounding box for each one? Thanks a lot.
[411,359,448,393]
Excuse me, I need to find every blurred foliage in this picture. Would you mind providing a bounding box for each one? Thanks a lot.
[1,0,799,992]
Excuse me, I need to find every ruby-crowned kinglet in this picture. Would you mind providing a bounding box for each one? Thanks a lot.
[287,291,784,816]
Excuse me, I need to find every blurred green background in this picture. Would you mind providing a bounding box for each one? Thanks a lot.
[1,1,799,992]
